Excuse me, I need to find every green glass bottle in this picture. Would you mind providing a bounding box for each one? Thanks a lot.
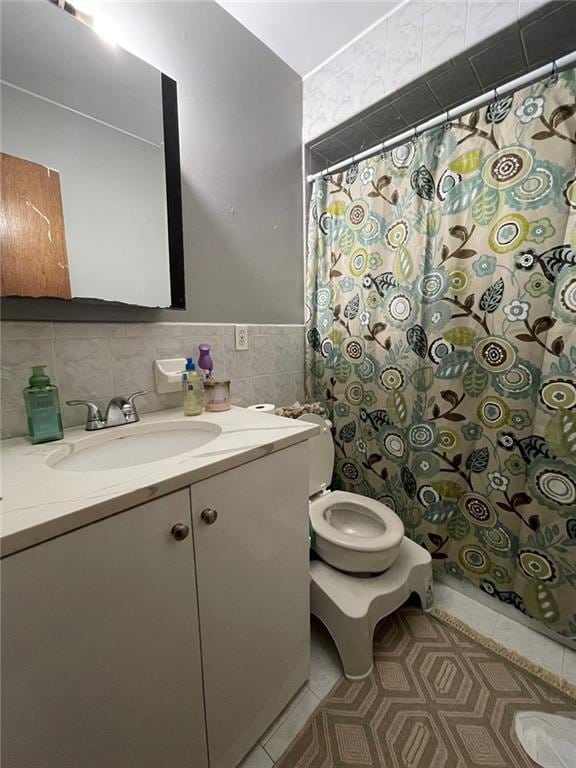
[23,365,64,444]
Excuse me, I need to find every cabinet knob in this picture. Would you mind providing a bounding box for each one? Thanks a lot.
[171,523,190,541]
[201,508,218,525]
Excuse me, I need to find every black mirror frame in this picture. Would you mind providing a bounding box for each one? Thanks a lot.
[162,74,186,310]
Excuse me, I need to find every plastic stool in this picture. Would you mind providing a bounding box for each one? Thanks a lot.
[310,537,433,680]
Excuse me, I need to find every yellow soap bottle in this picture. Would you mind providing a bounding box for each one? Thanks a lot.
[183,358,204,416]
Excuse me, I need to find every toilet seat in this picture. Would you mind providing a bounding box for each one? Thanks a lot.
[309,490,405,573]
[309,491,404,553]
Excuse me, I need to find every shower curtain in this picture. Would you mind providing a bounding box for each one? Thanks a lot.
[306,68,576,637]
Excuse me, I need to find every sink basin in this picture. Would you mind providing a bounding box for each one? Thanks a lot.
[47,421,222,472]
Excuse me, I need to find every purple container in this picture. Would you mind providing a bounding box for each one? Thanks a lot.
[198,344,214,379]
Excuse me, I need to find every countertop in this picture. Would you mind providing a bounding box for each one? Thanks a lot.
[1,407,318,557]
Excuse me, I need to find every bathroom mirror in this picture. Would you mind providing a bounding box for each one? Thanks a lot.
[0,1,185,309]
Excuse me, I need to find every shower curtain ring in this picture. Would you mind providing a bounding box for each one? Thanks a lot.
[547,60,558,87]
[444,109,453,130]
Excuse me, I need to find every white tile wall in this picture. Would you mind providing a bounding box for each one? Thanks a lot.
[385,1,425,94]
[0,321,305,439]
[424,2,468,71]
[303,0,550,141]
[465,0,518,48]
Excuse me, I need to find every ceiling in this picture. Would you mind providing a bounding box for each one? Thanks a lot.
[215,1,403,77]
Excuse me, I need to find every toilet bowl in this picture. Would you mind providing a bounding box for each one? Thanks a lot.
[297,414,405,574]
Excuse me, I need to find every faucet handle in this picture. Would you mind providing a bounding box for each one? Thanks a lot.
[126,391,148,407]
[124,391,148,422]
[66,400,104,431]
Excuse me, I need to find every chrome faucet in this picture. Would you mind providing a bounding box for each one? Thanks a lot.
[66,391,148,431]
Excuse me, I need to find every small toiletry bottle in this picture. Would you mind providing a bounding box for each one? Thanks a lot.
[198,344,213,379]
[23,365,64,444]
[183,358,204,416]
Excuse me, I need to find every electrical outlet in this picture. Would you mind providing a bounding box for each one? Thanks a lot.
[235,325,248,351]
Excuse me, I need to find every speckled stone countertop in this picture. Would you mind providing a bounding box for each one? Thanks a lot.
[1,407,318,557]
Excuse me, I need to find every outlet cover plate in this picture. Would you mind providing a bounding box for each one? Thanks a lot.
[235,325,248,351]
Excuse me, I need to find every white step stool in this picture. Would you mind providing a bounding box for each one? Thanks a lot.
[310,536,433,680]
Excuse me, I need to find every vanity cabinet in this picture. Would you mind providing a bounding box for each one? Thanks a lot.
[192,445,310,768]
[1,443,310,768]
[1,489,208,768]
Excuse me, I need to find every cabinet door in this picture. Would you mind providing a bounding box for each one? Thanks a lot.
[191,444,310,768]
[1,490,208,768]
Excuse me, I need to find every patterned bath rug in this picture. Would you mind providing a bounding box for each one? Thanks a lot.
[276,607,576,768]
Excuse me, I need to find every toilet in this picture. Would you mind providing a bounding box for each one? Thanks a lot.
[298,413,433,681]
[298,413,405,574]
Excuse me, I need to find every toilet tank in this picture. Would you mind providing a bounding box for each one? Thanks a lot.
[296,414,335,497]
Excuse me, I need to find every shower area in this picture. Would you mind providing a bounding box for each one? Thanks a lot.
[304,8,576,643]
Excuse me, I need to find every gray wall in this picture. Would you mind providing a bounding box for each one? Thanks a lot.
[1,0,304,324]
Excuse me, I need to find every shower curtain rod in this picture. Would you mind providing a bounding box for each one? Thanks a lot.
[307,49,576,183]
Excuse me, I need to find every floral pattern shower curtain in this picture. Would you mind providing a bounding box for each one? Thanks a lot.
[306,68,576,637]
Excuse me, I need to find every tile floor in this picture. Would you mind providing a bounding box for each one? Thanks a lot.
[239,580,575,767]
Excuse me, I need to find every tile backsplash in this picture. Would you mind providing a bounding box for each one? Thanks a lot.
[1,322,305,439]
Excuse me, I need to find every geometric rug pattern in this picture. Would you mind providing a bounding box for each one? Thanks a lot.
[276,607,576,768]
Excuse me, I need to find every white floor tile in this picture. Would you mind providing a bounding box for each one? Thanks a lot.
[261,685,320,762]
[433,582,499,637]
[492,614,564,676]
[308,617,343,699]
[236,743,274,768]
[258,687,302,746]
[561,648,576,686]
[431,582,454,605]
